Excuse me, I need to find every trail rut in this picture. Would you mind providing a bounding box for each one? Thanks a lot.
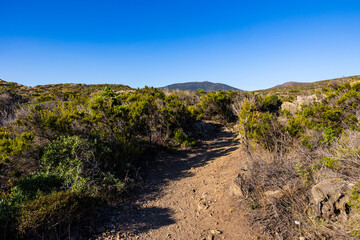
[95,127,252,240]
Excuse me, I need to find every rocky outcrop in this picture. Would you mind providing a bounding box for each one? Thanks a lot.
[281,94,325,114]
[281,102,297,114]
[311,178,355,223]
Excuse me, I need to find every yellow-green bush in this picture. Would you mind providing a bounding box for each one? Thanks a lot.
[0,129,34,164]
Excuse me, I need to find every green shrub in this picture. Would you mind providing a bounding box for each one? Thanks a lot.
[323,127,335,145]
[295,163,311,186]
[261,94,282,112]
[40,135,128,196]
[199,90,235,122]
[319,157,340,169]
[41,136,88,192]
[351,82,360,91]
[14,173,63,201]
[174,129,195,147]
[0,194,19,240]
[285,118,304,137]
[18,191,95,237]
[237,97,288,151]
[0,130,34,163]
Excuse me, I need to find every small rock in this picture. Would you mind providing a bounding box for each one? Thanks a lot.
[229,182,243,197]
[210,229,222,235]
[198,201,209,210]
[264,189,284,199]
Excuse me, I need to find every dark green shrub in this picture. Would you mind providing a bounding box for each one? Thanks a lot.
[285,118,304,137]
[15,173,63,201]
[0,193,19,240]
[18,191,96,238]
[199,90,235,122]
[174,129,195,147]
[261,94,282,112]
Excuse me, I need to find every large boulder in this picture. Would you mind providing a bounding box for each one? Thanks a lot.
[311,178,355,223]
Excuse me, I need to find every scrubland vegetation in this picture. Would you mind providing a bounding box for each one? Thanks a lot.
[0,80,242,239]
[237,75,360,239]
[1,75,360,239]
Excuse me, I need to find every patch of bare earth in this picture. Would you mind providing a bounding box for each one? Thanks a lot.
[94,127,252,240]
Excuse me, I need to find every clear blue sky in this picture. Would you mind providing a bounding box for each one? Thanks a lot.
[1,0,360,90]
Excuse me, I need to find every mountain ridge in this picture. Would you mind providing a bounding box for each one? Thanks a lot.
[161,81,239,92]
[270,81,305,89]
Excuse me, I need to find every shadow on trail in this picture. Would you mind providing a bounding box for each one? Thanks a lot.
[97,125,239,236]
[117,206,176,234]
[138,126,239,200]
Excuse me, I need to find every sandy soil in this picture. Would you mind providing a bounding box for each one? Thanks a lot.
[94,127,252,240]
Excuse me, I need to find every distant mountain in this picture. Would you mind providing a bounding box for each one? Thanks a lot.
[271,81,305,89]
[162,81,239,92]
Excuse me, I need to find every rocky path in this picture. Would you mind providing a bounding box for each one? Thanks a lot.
[94,127,252,240]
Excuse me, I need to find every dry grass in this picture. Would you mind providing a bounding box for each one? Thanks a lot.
[238,133,360,239]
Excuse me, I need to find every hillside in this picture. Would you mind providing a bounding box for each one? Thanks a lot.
[270,81,305,89]
[162,81,239,91]
[259,75,360,94]
[2,75,360,239]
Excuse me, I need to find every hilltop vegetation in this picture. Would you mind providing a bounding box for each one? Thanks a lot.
[1,75,360,239]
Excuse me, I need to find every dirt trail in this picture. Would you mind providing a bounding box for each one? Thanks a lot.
[95,127,252,240]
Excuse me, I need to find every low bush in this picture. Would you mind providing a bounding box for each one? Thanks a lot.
[174,129,195,147]
[18,191,96,239]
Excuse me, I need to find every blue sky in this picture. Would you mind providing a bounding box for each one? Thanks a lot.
[1,0,360,90]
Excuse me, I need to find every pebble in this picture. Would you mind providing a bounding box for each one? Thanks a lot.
[210,229,222,235]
